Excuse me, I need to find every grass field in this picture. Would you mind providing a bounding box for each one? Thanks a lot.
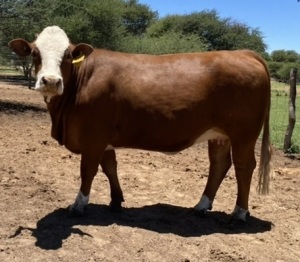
[0,66,23,76]
[270,80,300,152]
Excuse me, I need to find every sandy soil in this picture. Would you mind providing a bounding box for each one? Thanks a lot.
[0,82,299,262]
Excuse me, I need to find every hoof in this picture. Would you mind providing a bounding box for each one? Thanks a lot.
[109,201,123,213]
[67,205,87,218]
[230,209,250,225]
[193,208,209,218]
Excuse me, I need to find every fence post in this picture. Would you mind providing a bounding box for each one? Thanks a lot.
[283,67,298,153]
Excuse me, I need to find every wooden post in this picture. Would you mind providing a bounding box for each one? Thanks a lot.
[283,68,298,152]
[28,61,34,90]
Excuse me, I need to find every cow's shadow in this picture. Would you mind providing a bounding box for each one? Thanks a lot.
[10,203,273,250]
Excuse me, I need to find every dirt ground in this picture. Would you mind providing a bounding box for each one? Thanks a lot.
[0,82,299,262]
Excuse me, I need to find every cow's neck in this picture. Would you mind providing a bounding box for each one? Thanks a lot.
[46,67,79,146]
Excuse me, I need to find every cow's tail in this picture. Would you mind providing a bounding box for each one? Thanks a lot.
[257,73,273,195]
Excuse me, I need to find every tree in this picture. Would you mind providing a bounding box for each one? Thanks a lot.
[0,0,64,41]
[268,61,282,80]
[221,23,266,52]
[285,50,300,62]
[270,50,298,62]
[268,50,300,80]
[277,62,300,82]
[120,31,207,54]
[49,0,125,49]
[147,11,226,50]
[1,1,273,65]
[147,10,267,53]
[122,0,158,36]
[0,0,159,50]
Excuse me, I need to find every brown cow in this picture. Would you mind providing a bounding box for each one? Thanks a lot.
[9,26,272,222]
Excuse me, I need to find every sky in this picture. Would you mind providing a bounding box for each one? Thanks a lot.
[139,0,300,54]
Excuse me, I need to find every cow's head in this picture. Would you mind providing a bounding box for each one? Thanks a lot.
[9,26,93,101]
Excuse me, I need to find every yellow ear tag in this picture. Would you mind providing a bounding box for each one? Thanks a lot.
[72,55,85,66]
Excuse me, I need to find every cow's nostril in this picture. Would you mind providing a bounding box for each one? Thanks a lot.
[42,76,48,85]
[41,76,61,87]
[56,78,62,88]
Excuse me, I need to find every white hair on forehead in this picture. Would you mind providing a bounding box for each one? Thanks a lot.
[35,26,70,58]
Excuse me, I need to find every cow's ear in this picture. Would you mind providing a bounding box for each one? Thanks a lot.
[8,39,32,57]
[71,44,94,60]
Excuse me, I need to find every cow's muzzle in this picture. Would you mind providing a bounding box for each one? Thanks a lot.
[41,76,62,87]
[35,75,64,97]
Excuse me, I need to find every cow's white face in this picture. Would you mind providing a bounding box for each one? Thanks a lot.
[34,26,70,99]
[9,26,94,102]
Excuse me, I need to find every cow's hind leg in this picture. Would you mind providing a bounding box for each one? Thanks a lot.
[231,141,257,222]
[100,149,124,212]
[194,140,232,215]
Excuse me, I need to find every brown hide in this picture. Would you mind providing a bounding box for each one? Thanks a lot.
[52,49,270,154]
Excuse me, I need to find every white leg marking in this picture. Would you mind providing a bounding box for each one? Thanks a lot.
[232,205,249,221]
[194,195,213,213]
[69,191,89,214]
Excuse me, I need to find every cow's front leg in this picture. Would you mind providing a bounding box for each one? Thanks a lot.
[70,191,89,216]
[69,151,101,216]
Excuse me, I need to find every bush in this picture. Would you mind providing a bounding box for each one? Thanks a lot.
[268,61,300,82]
[277,63,299,82]
[119,31,207,54]
[268,61,283,80]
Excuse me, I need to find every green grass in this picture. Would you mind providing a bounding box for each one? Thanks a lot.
[0,66,23,76]
[270,81,300,152]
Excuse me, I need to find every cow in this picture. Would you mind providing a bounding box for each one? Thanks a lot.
[9,26,272,223]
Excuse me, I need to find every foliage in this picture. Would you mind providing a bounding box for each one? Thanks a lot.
[51,0,126,49]
[147,10,266,53]
[2,4,267,53]
[120,31,207,54]
[122,0,158,36]
[267,50,300,81]
[0,0,157,50]
[270,50,300,63]
[268,61,283,80]
[276,63,300,82]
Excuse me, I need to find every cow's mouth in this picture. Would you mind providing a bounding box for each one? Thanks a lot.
[35,75,64,99]
[35,86,63,103]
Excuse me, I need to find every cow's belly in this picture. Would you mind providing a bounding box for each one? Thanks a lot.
[107,128,229,152]
[194,128,229,145]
